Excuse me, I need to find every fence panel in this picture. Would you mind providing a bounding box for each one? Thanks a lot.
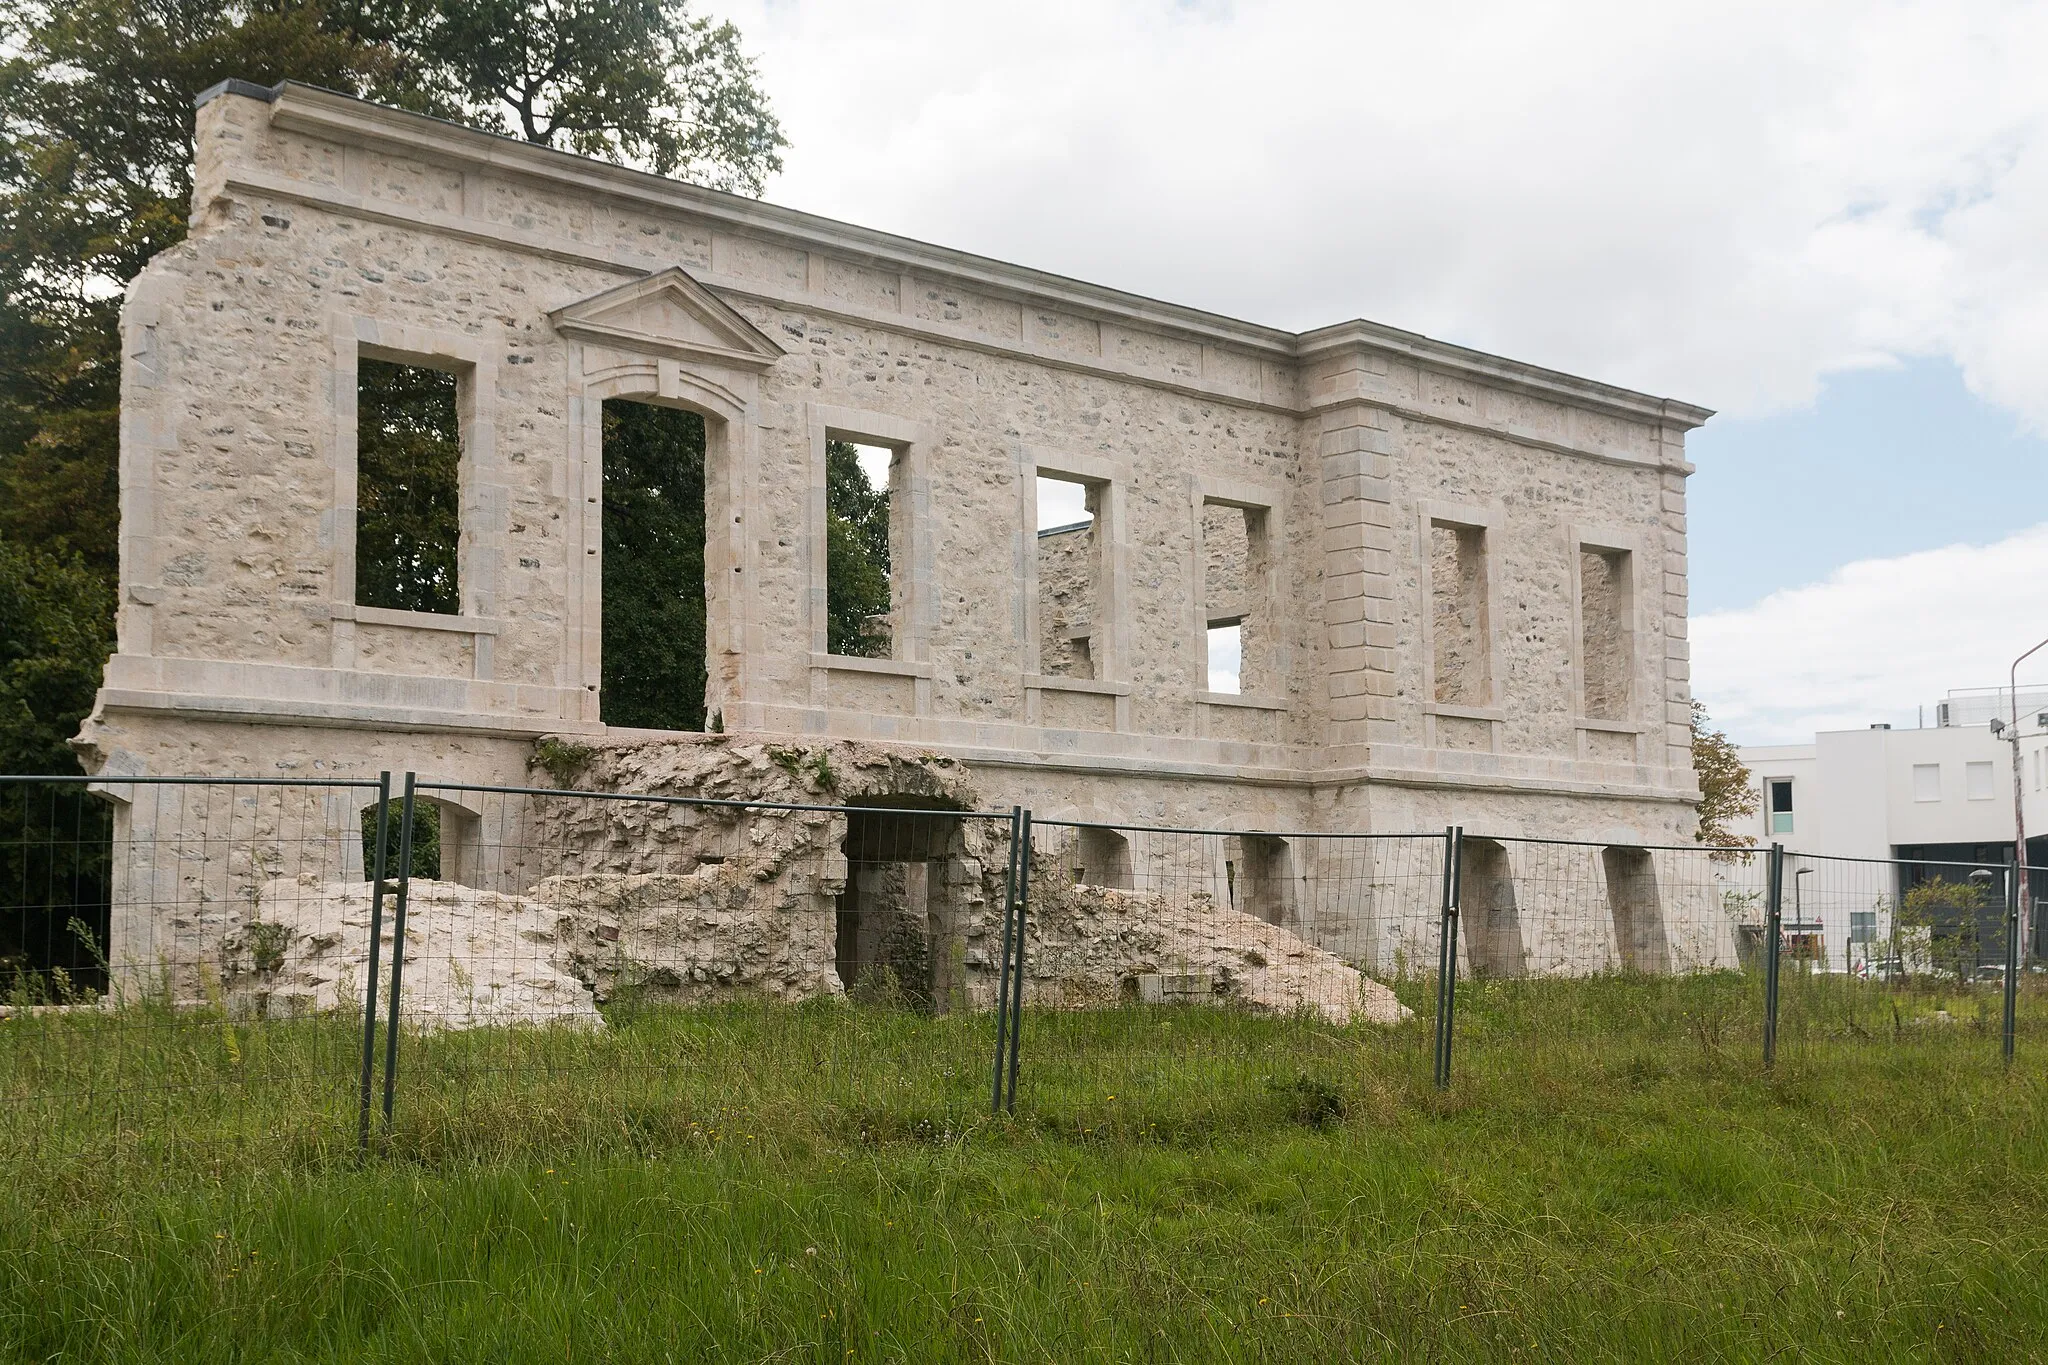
[1442,836,1768,1080]
[1772,851,2044,1067]
[1012,821,1445,1125]
[15,766,2034,1168]
[0,776,383,1165]
[376,783,1018,1157]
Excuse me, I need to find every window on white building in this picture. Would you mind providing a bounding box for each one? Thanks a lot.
[1913,763,1942,803]
[1766,778,1794,835]
[1967,760,1995,801]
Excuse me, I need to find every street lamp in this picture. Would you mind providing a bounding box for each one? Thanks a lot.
[1794,866,1815,970]
[1990,633,2048,967]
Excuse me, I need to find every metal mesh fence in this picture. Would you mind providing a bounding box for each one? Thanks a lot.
[6,771,2042,1165]
[1011,820,1447,1119]
[381,782,1021,1155]
[1767,851,2045,1066]
[1438,835,1770,1081]
[0,775,384,1165]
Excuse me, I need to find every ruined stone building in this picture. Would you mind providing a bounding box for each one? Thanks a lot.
[72,81,1720,1005]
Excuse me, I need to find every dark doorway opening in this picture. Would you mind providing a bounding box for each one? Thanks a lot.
[836,798,964,1011]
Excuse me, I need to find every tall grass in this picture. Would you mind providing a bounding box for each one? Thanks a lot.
[0,977,2043,1360]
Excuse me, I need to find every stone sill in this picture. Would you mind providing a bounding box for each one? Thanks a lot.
[1423,701,1504,722]
[334,603,500,635]
[1574,716,1646,734]
[1198,690,1291,712]
[808,652,934,679]
[1026,674,1132,697]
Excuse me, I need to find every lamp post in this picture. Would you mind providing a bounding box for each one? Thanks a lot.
[1990,634,2048,968]
[1794,866,1815,972]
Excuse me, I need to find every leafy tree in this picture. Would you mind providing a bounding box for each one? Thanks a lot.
[0,541,115,989]
[1691,701,1757,850]
[417,0,785,191]
[825,439,891,659]
[1897,875,1996,985]
[0,539,116,775]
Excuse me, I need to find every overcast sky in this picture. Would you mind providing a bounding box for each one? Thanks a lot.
[726,0,2048,743]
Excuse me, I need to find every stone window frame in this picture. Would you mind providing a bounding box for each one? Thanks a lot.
[1018,446,1133,728]
[805,403,935,712]
[1190,475,1289,713]
[1567,521,1648,761]
[327,315,502,679]
[1416,498,1505,751]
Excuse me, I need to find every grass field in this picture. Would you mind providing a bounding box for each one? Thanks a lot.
[1,975,2045,1361]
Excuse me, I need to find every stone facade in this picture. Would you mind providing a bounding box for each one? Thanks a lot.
[75,80,1717,1002]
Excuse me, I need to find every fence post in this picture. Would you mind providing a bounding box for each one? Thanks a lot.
[380,772,418,1130]
[2004,863,2020,1065]
[991,805,1023,1115]
[1003,810,1033,1113]
[1433,825,1463,1090]
[1763,841,1784,1068]
[357,771,392,1151]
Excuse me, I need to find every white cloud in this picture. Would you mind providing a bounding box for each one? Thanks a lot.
[722,0,2048,428]
[1693,524,2048,745]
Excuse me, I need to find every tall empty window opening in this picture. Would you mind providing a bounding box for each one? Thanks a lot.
[602,400,707,731]
[1429,521,1489,705]
[356,358,461,614]
[826,439,894,658]
[1579,547,1633,720]
[1037,475,1098,679]
[1202,502,1266,695]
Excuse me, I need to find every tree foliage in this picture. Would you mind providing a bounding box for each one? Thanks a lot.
[1897,875,1997,985]
[0,543,114,989]
[600,401,708,733]
[354,358,462,614]
[419,0,785,191]
[825,439,891,659]
[0,540,114,775]
[360,796,442,881]
[1691,701,1757,849]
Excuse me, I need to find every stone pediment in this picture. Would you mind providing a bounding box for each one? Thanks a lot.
[549,267,786,370]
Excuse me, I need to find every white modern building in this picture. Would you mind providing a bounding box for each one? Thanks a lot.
[1735,688,2048,970]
